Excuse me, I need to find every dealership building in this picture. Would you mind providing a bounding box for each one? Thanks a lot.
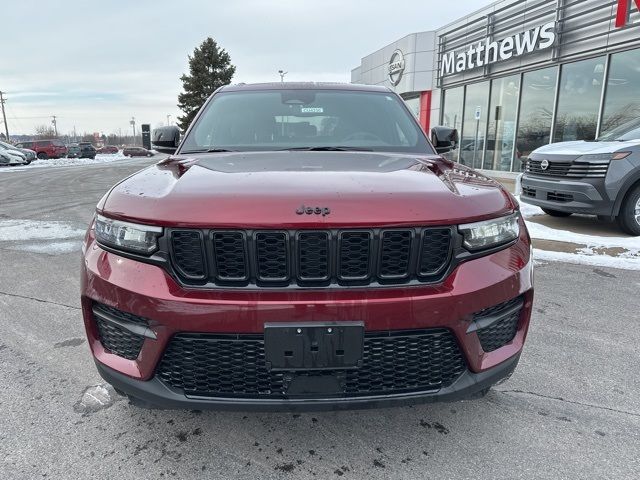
[351,0,640,172]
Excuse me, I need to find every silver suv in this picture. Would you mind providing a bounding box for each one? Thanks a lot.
[520,118,640,235]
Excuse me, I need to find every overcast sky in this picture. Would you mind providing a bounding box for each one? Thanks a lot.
[1,0,491,136]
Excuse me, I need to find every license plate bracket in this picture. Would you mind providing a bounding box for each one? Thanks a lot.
[264,322,364,371]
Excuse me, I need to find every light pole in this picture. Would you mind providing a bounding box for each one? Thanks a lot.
[130,117,136,145]
[0,91,9,140]
[167,114,171,126]
[278,70,288,82]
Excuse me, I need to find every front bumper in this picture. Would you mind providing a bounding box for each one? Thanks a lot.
[96,352,520,411]
[520,174,613,215]
[81,226,533,410]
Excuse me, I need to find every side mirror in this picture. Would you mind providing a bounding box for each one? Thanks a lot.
[152,126,181,154]
[431,126,459,154]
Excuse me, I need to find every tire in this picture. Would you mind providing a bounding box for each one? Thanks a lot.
[541,208,572,217]
[37,152,48,160]
[616,184,640,236]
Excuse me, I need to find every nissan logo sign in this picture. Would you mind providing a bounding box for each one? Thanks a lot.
[540,159,550,171]
[388,49,405,86]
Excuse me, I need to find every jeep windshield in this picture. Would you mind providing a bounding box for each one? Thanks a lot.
[598,118,640,142]
[179,89,434,154]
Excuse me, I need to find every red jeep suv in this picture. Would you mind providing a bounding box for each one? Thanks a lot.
[16,139,67,159]
[81,83,533,410]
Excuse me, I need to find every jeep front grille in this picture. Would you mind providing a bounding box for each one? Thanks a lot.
[168,227,453,288]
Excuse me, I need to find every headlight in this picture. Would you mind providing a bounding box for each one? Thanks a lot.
[459,213,520,251]
[576,152,631,162]
[95,214,162,254]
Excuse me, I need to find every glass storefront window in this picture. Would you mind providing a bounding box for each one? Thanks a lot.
[484,74,520,171]
[460,81,489,169]
[553,57,605,142]
[441,87,464,162]
[402,96,420,119]
[516,66,557,165]
[600,50,640,136]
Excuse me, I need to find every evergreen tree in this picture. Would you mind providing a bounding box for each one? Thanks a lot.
[177,38,236,131]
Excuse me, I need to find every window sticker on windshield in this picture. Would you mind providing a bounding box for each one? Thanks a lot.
[300,107,323,113]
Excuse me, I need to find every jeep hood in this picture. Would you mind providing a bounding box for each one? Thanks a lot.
[100,151,516,228]
[532,139,640,156]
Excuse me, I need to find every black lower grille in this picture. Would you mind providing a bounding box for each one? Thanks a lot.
[547,192,574,203]
[522,186,536,198]
[156,329,466,399]
[93,303,148,360]
[474,296,523,352]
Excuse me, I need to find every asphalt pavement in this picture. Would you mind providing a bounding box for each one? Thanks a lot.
[0,158,638,479]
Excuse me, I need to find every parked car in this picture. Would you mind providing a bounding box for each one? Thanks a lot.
[122,146,154,157]
[16,139,67,159]
[0,148,27,166]
[0,140,34,164]
[97,145,119,154]
[82,83,533,410]
[521,117,640,235]
[79,142,97,159]
[67,144,81,158]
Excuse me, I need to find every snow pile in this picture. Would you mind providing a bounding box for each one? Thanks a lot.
[518,200,545,218]
[0,219,85,241]
[0,152,131,172]
[516,196,640,270]
[533,249,640,270]
[0,219,86,254]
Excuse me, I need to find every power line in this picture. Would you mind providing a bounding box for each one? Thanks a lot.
[6,115,53,120]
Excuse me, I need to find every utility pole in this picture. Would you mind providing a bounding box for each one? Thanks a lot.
[130,117,136,145]
[52,115,58,137]
[0,91,9,140]
[278,70,288,82]
[167,114,171,126]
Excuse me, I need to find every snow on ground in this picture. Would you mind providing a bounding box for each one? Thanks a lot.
[533,249,640,270]
[0,153,130,172]
[0,219,85,254]
[516,196,640,270]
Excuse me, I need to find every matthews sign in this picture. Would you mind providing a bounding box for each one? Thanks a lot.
[440,21,556,77]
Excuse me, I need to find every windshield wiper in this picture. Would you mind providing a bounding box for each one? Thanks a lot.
[279,146,373,152]
[181,148,237,153]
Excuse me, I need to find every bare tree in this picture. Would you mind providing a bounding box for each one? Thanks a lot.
[34,125,57,139]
